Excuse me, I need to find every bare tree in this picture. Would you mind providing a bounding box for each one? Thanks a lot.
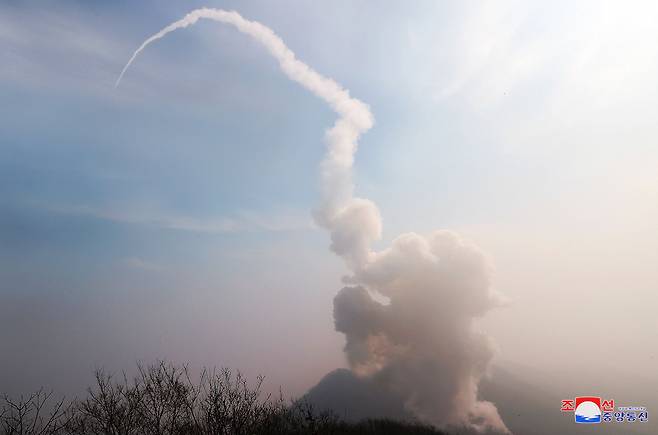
[0,389,71,435]
[2,361,447,435]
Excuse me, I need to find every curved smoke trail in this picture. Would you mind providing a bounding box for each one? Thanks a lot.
[117,8,509,433]
[116,8,379,271]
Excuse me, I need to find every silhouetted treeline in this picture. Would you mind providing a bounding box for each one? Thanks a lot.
[1,361,444,435]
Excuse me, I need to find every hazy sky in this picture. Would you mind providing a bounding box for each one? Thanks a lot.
[1,0,657,410]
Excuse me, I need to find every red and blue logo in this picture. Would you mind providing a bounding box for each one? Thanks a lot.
[561,396,648,424]
[574,397,602,423]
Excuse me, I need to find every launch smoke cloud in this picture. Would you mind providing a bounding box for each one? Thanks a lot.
[117,8,509,433]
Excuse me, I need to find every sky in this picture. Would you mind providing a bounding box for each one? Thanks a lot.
[1,0,657,416]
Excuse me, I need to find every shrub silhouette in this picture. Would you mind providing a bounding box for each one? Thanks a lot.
[1,361,444,435]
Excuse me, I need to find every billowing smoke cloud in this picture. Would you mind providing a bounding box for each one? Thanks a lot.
[117,8,508,433]
[335,231,509,433]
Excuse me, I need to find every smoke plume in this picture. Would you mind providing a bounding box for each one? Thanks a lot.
[117,8,508,433]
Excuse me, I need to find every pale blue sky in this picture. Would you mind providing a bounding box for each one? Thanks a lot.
[2,0,657,403]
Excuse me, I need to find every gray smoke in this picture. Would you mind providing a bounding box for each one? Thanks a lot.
[334,231,509,432]
[117,8,509,433]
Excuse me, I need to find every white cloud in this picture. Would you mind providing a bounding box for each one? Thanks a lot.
[34,201,313,234]
[122,257,162,272]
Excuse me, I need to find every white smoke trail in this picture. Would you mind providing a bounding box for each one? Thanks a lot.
[117,8,508,433]
[116,8,379,271]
